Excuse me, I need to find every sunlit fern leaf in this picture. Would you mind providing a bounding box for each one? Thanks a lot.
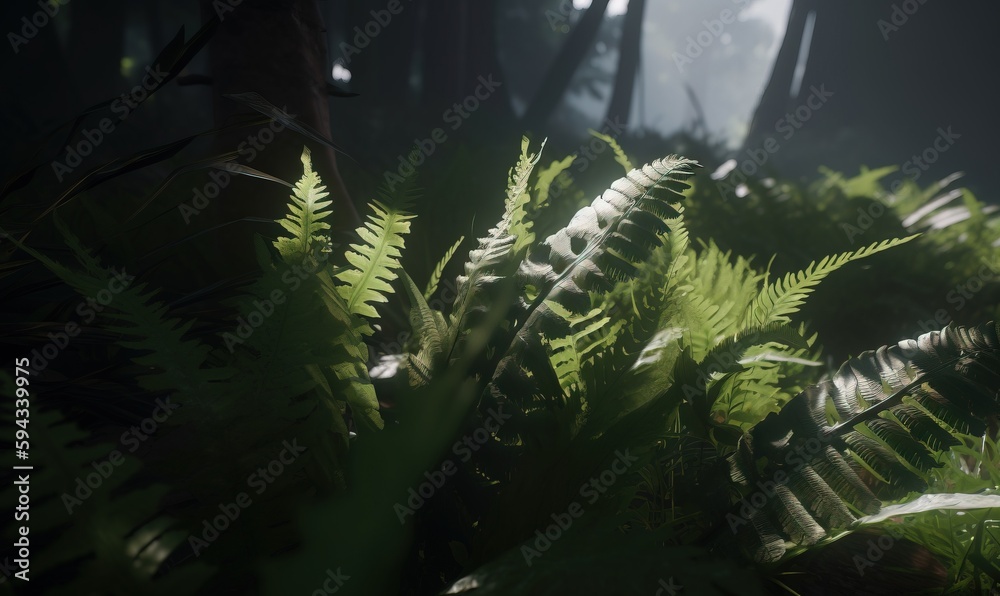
[743,235,919,327]
[400,270,448,386]
[424,235,464,300]
[531,153,576,216]
[274,147,333,264]
[485,157,698,445]
[448,137,546,356]
[334,198,414,326]
[727,320,1000,562]
[589,129,633,173]
[518,156,697,314]
[543,302,623,398]
[317,271,384,432]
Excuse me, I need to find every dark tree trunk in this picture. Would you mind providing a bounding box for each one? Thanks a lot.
[417,0,513,130]
[743,0,814,147]
[604,0,646,126]
[743,0,1000,202]
[521,0,611,134]
[193,0,358,277]
[198,0,356,221]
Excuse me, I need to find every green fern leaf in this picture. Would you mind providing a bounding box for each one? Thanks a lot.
[728,320,1000,562]
[744,235,918,326]
[532,153,577,215]
[274,147,333,264]
[589,129,633,173]
[335,199,414,325]
[424,235,464,300]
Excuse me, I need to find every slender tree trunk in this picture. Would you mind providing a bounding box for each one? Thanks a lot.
[198,0,357,227]
[743,0,815,147]
[417,0,513,129]
[521,0,611,134]
[605,0,646,126]
[191,0,359,280]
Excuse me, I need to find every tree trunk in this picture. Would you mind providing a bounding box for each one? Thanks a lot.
[743,0,814,148]
[521,0,611,134]
[417,0,513,131]
[605,0,646,126]
[193,0,358,278]
[198,0,357,226]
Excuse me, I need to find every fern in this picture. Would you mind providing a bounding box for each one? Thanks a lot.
[531,153,576,217]
[727,321,1000,562]
[335,198,413,326]
[589,129,634,173]
[744,235,918,326]
[11,218,229,410]
[274,147,333,264]
[424,235,464,300]
[446,137,546,362]
[0,374,212,594]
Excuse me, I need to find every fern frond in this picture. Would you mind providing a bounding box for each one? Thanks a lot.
[589,129,633,173]
[532,153,576,215]
[743,235,918,327]
[0,382,213,594]
[728,320,1000,562]
[13,220,230,399]
[517,155,698,316]
[274,147,333,264]
[448,137,546,356]
[401,270,449,386]
[335,198,414,325]
[424,235,464,300]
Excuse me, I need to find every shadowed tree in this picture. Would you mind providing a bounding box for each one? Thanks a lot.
[744,0,1000,200]
[605,0,646,126]
[197,0,357,226]
[521,0,611,133]
[191,0,359,279]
